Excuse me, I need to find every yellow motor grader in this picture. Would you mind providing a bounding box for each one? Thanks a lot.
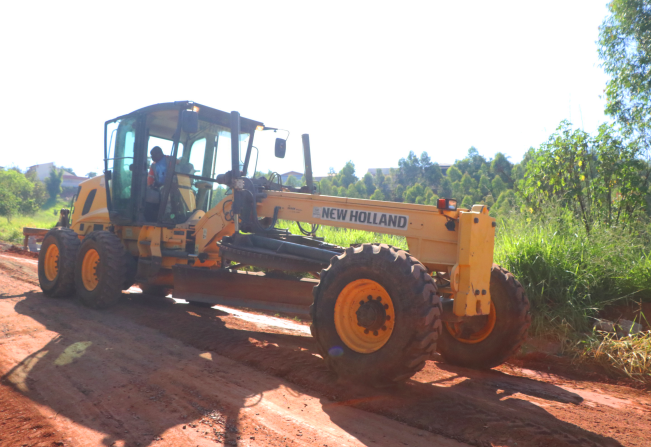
[37,101,530,384]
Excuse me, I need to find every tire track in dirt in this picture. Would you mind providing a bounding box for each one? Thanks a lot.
[1,251,650,446]
[0,254,466,447]
[111,293,651,447]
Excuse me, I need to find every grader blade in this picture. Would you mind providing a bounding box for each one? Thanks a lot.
[172,265,317,316]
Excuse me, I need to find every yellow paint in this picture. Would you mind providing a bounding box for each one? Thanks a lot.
[66,171,497,318]
[43,243,59,281]
[334,279,395,353]
[70,176,110,234]
[453,205,494,316]
[81,248,100,291]
[54,341,93,366]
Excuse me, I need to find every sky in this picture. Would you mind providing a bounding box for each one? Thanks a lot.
[0,1,610,179]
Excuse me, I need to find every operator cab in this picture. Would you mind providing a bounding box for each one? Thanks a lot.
[104,101,263,225]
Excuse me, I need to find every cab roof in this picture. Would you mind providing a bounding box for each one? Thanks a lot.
[106,101,264,131]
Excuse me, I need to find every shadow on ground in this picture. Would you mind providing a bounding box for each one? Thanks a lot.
[0,290,624,447]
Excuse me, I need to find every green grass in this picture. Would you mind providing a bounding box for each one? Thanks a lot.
[494,209,651,337]
[0,199,68,244]
[281,221,407,249]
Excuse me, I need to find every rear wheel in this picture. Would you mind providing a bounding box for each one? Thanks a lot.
[311,244,441,385]
[38,228,80,298]
[75,231,127,309]
[437,264,530,368]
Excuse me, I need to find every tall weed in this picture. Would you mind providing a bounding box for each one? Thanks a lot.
[494,207,651,336]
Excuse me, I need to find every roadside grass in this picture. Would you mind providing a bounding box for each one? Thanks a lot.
[493,209,651,337]
[281,221,407,249]
[0,199,68,244]
[571,331,651,385]
[285,212,651,385]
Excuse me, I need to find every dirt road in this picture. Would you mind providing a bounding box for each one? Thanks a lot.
[0,250,650,447]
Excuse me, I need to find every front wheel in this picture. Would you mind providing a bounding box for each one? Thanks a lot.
[437,264,530,369]
[310,244,441,385]
[75,231,127,309]
[38,228,80,298]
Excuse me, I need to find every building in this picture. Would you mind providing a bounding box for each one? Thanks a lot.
[279,171,303,184]
[26,162,88,188]
[26,162,56,181]
[62,173,89,188]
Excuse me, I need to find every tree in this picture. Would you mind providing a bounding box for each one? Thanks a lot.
[491,176,507,200]
[519,120,649,231]
[353,180,367,198]
[461,195,474,209]
[446,165,462,182]
[599,0,651,142]
[370,189,385,201]
[338,161,358,188]
[59,166,76,176]
[460,173,476,195]
[285,175,300,187]
[439,177,453,198]
[422,162,442,187]
[86,172,97,178]
[493,190,519,216]
[0,169,44,221]
[395,151,422,186]
[362,172,376,196]
[403,183,425,203]
[491,152,513,184]
[479,175,492,196]
[44,166,63,203]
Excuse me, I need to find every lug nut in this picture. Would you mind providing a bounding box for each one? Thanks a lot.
[381,325,387,331]
[386,315,391,321]
[373,331,378,336]
[384,304,389,310]
[359,301,364,306]
[364,329,369,334]
[367,295,372,300]
[377,296,382,301]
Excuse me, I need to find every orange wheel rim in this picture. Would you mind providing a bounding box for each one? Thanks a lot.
[334,279,395,353]
[81,249,100,291]
[444,302,496,344]
[44,244,59,281]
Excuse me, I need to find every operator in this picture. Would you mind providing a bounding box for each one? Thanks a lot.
[145,146,172,221]
[147,146,170,187]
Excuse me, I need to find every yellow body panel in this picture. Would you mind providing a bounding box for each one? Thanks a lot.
[68,176,496,317]
[194,191,496,316]
[70,176,110,236]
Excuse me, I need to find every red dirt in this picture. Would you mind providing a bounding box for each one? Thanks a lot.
[4,244,40,259]
[1,252,650,447]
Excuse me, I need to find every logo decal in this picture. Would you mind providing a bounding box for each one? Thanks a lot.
[312,206,408,230]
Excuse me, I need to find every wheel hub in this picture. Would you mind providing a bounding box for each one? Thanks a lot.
[356,296,387,332]
[334,279,395,353]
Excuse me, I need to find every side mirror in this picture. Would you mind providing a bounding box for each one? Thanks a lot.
[181,110,199,133]
[275,138,287,158]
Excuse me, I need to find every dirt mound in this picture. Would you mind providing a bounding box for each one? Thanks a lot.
[5,245,39,259]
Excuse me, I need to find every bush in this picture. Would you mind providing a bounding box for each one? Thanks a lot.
[494,206,651,337]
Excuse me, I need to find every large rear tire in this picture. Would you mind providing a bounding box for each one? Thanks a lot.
[437,264,530,369]
[310,244,441,385]
[74,231,127,309]
[38,228,80,298]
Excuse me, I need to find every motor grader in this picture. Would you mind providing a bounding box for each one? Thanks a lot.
[37,101,530,384]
